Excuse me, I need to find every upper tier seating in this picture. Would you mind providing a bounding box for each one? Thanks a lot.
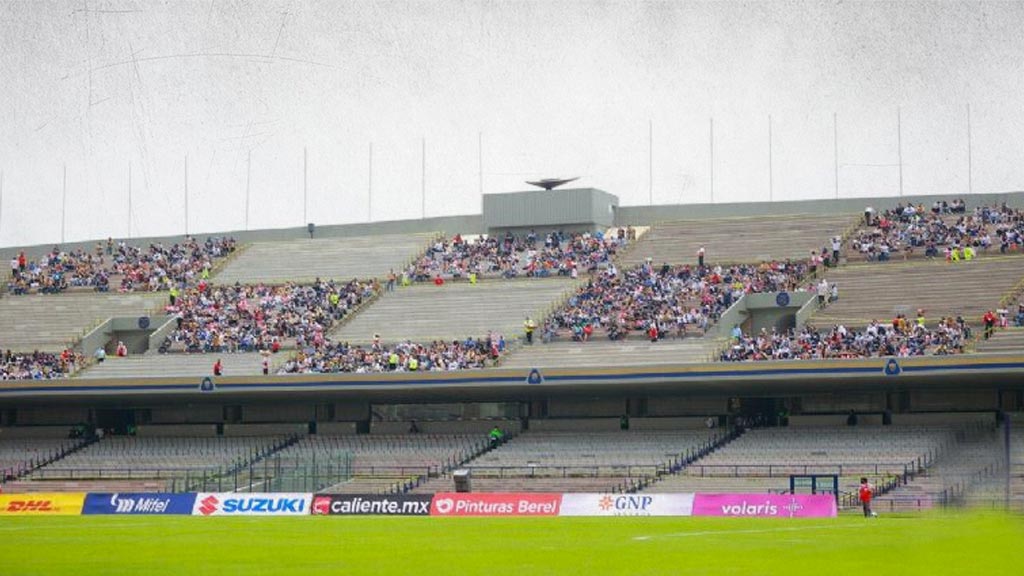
[810,256,1024,327]
[500,338,717,369]
[617,214,856,267]
[0,292,164,352]
[80,352,268,379]
[214,234,433,284]
[331,279,575,344]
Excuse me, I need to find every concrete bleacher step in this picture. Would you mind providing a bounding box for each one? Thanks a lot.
[0,292,164,352]
[500,338,720,369]
[618,214,857,267]
[213,234,434,284]
[975,327,1024,353]
[79,352,271,379]
[331,279,576,344]
[810,255,1024,327]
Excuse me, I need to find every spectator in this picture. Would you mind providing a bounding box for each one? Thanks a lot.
[213,359,223,376]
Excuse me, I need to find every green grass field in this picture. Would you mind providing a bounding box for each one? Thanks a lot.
[1,512,1022,575]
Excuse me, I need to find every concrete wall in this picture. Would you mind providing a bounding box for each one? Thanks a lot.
[482,187,617,231]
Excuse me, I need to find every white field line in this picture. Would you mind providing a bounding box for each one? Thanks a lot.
[633,523,867,541]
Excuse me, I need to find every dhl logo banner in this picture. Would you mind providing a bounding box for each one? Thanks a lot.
[0,493,86,515]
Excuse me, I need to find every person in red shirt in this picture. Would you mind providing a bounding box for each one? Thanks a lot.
[213,359,223,376]
[983,310,997,340]
[859,477,876,517]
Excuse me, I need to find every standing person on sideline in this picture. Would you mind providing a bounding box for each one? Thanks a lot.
[859,477,877,517]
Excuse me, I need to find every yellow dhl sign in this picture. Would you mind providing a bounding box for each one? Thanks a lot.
[0,493,85,515]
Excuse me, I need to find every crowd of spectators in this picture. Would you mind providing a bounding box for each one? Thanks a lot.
[546,259,810,342]
[850,201,1024,262]
[6,236,235,295]
[160,279,376,354]
[0,349,86,380]
[277,335,504,374]
[403,228,631,282]
[720,317,967,361]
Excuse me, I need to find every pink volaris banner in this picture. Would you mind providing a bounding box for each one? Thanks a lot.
[692,493,837,518]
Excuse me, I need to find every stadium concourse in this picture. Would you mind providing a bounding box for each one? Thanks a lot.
[0,193,1022,512]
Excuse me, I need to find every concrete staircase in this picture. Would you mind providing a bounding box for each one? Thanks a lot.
[79,352,271,379]
[0,292,164,352]
[810,255,1024,327]
[618,214,857,267]
[214,233,434,284]
[500,337,721,369]
[975,327,1024,354]
[331,279,576,344]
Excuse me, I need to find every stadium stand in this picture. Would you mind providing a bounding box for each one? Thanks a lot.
[0,437,89,480]
[499,338,717,369]
[809,256,1024,328]
[331,278,576,345]
[79,351,269,379]
[267,434,491,494]
[278,338,498,373]
[213,234,434,284]
[405,231,625,280]
[616,214,857,267]
[443,430,723,493]
[0,291,164,352]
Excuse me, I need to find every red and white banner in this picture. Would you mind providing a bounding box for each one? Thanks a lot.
[691,493,837,518]
[430,493,561,516]
[559,493,694,516]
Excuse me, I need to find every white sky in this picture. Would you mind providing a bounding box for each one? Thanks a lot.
[2,0,1024,248]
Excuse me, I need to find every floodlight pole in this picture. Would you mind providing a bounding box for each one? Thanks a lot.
[184,154,189,237]
[245,150,252,231]
[0,169,4,237]
[303,146,308,226]
[768,114,774,202]
[422,137,426,219]
[368,142,373,222]
[897,106,904,197]
[834,112,839,199]
[649,119,653,206]
[709,117,714,203]
[127,161,133,238]
[967,103,973,195]
[61,164,67,244]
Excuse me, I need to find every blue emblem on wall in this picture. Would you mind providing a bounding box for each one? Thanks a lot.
[883,359,901,376]
[775,292,791,307]
[138,316,151,329]
[199,377,216,392]
[526,369,543,385]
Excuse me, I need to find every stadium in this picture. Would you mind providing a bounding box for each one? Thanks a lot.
[1,1,1023,575]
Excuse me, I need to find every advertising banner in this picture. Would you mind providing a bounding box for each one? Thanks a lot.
[192,493,312,516]
[0,493,85,516]
[83,493,197,515]
[559,493,695,517]
[430,492,562,516]
[691,493,838,518]
[311,494,432,516]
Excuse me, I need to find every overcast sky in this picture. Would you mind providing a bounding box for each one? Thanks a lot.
[2,0,1023,248]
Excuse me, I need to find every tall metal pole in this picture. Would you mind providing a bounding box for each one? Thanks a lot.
[127,161,132,238]
[649,119,653,206]
[833,112,839,199]
[897,106,903,197]
[303,146,308,225]
[478,131,483,198]
[0,169,4,237]
[61,163,67,244]
[245,150,251,231]
[709,117,714,203]
[1005,415,1011,511]
[184,154,189,236]
[421,137,426,219]
[368,142,373,221]
[768,114,774,202]
[967,103,973,195]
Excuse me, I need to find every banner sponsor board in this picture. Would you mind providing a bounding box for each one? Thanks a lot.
[691,494,837,518]
[430,493,562,516]
[559,493,695,516]
[192,493,312,516]
[83,493,197,515]
[0,493,85,516]
[311,494,432,516]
